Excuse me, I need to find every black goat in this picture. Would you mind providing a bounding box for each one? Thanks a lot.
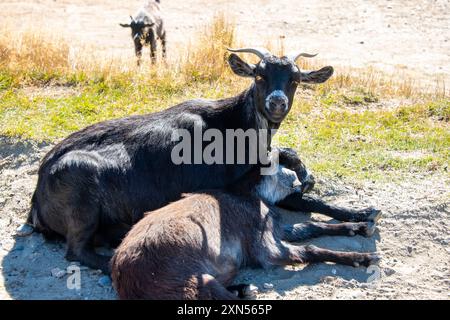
[27,47,347,273]
[120,1,166,64]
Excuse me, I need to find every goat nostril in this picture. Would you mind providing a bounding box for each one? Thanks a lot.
[269,101,287,112]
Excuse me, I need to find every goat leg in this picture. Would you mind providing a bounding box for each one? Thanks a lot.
[277,147,315,193]
[134,42,143,66]
[161,32,167,59]
[226,284,258,298]
[273,243,380,268]
[276,193,382,223]
[282,221,376,242]
[150,38,157,64]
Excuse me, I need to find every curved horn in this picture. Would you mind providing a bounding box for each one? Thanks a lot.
[130,15,135,22]
[289,52,318,62]
[226,47,271,59]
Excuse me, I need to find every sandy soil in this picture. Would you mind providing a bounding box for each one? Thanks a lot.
[0,137,448,300]
[0,0,449,84]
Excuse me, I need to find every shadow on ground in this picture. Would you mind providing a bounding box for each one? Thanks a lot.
[1,208,379,300]
[234,209,380,298]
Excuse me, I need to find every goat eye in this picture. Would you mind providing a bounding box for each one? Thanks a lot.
[255,75,264,82]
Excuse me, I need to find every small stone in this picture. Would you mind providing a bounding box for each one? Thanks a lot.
[384,267,396,276]
[51,267,66,278]
[98,275,112,287]
[16,224,34,237]
[321,276,335,284]
[243,284,259,297]
[407,246,413,254]
[263,282,274,290]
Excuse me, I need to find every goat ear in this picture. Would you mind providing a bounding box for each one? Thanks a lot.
[144,23,155,27]
[120,23,131,28]
[227,53,256,78]
[300,66,334,84]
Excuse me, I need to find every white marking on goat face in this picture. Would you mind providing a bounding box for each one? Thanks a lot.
[265,90,289,114]
[255,165,301,204]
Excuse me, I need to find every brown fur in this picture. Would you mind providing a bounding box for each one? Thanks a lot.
[111,166,379,300]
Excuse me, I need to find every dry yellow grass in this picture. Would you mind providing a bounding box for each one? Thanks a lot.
[182,13,236,82]
[0,14,447,98]
[0,27,69,72]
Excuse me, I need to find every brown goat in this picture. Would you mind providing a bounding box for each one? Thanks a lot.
[111,164,379,300]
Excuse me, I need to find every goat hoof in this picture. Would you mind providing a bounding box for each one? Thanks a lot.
[364,253,381,267]
[354,207,382,223]
[65,251,79,262]
[243,284,259,298]
[16,223,34,237]
[367,208,382,223]
[363,222,376,237]
[301,180,315,194]
[228,283,258,299]
[353,252,381,268]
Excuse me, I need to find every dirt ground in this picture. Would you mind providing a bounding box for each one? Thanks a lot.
[0,0,449,300]
[1,0,449,84]
[0,137,448,300]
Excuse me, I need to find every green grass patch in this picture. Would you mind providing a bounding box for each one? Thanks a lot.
[275,98,449,180]
[1,72,448,182]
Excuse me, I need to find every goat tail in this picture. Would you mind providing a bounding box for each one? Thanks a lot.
[26,192,39,226]
[26,191,60,240]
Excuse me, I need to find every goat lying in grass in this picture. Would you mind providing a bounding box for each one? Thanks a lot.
[111,153,379,300]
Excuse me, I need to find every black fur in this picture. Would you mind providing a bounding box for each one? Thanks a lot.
[28,53,334,272]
